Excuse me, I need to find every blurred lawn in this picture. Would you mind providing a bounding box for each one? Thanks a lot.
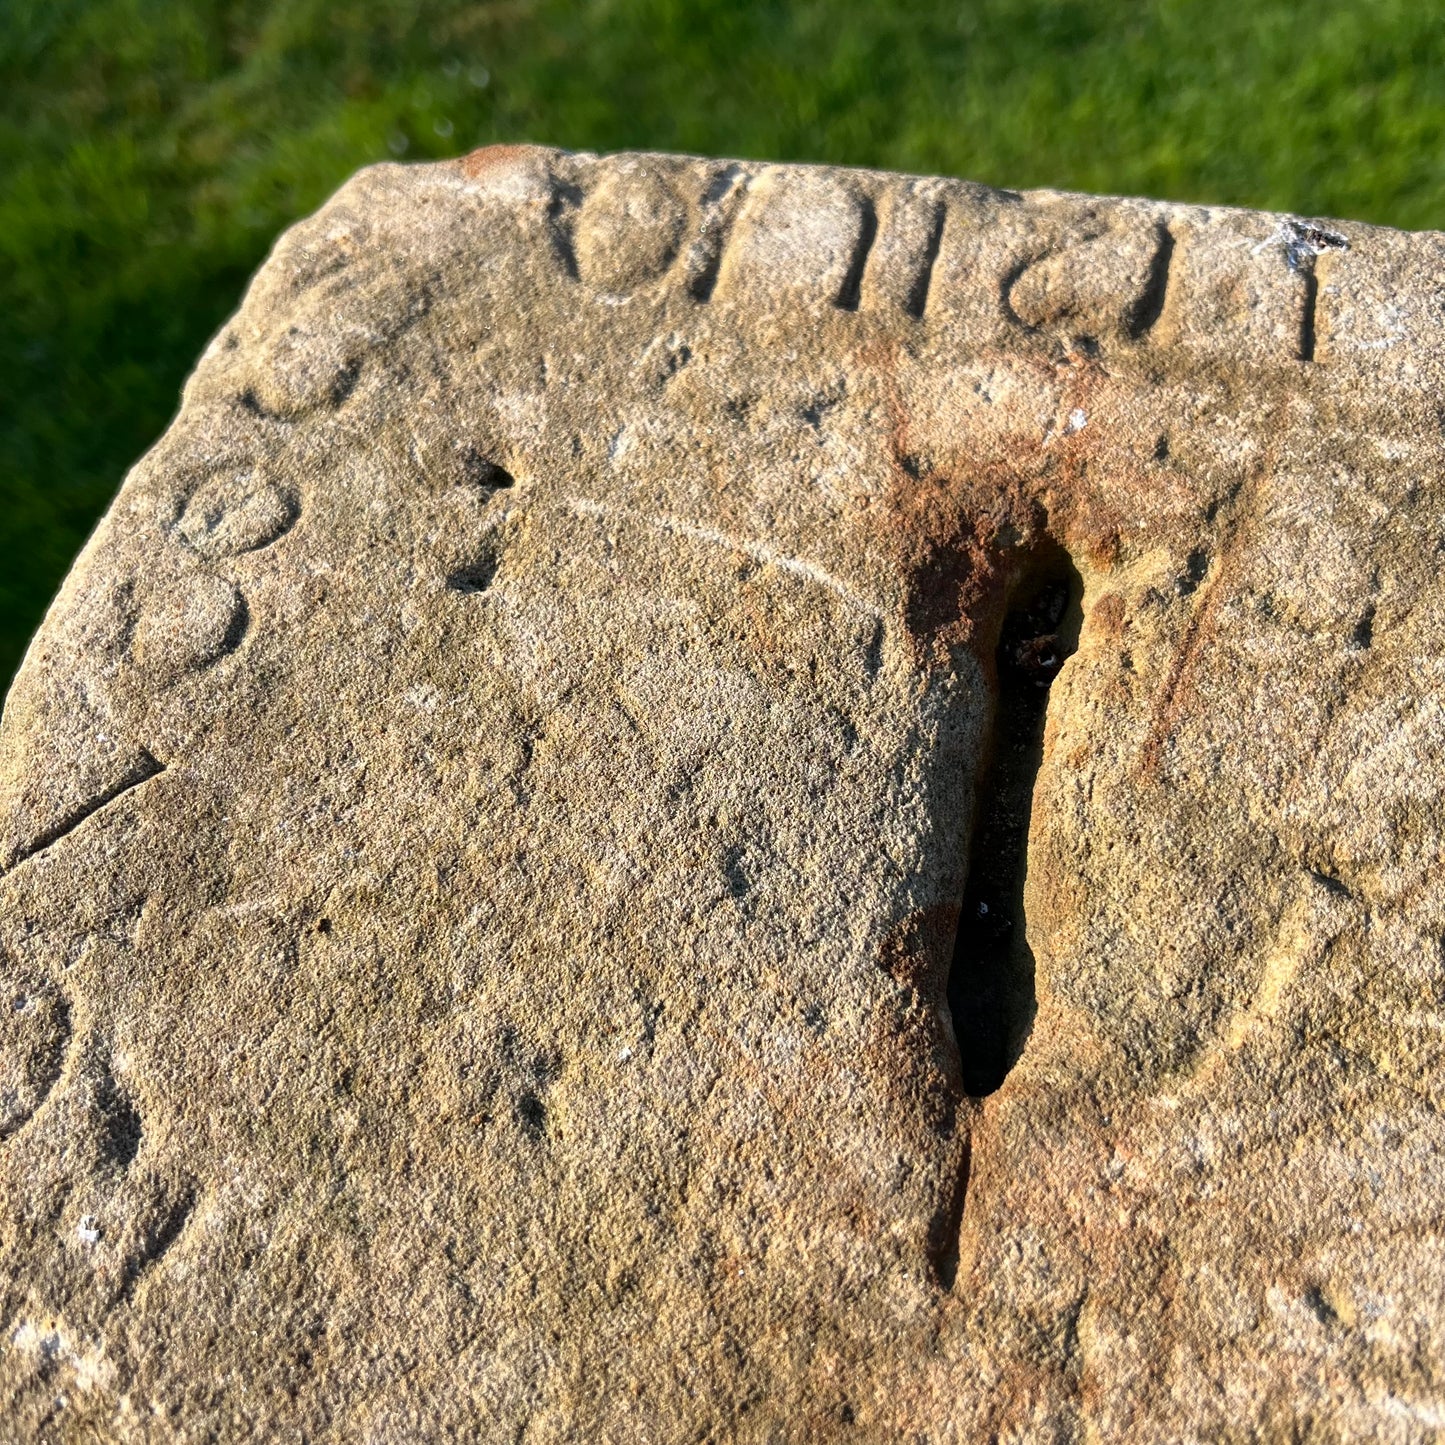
[4,0,1445,689]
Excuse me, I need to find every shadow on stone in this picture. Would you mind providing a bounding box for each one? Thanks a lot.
[948,547,1082,1097]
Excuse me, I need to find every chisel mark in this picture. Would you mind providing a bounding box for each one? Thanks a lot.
[835,196,878,312]
[906,200,947,320]
[4,751,166,874]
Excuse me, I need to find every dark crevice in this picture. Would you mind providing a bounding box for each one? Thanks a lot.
[801,387,844,430]
[1204,482,1242,525]
[1126,221,1175,339]
[1298,260,1320,362]
[447,535,503,594]
[1307,866,1352,899]
[236,387,283,421]
[515,1091,547,1140]
[1351,602,1375,650]
[1304,1285,1339,1327]
[947,549,1083,1097]
[458,451,515,491]
[1176,548,1209,597]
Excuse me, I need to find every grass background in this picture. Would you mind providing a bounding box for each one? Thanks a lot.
[4,0,1445,690]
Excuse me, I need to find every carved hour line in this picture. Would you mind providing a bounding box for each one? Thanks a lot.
[686,165,749,303]
[999,254,1037,331]
[1126,220,1175,339]
[4,750,166,873]
[835,195,878,311]
[1298,261,1321,363]
[1264,218,1348,363]
[546,177,583,282]
[906,200,947,320]
[565,496,882,618]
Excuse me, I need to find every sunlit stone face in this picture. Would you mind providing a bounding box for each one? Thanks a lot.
[1,146,1442,1441]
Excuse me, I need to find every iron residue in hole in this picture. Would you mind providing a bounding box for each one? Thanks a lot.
[1271,217,1350,273]
[947,555,1082,1097]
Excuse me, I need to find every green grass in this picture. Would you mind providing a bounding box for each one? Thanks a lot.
[4,0,1445,688]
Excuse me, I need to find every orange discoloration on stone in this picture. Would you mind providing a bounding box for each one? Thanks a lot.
[878,904,961,996]
[849,339,1050,670]
[1091,592,1126,639]
[458,143,553,180]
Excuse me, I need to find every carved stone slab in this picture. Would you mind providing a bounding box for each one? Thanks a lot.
[2,146,1444,1441]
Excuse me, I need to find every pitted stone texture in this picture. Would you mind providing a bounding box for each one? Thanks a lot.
[2,145,1444,1442]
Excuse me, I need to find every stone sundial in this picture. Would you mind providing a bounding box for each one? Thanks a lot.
[1,145,1443,1440]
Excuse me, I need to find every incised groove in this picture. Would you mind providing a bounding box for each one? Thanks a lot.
[905,200,947,320]
[4,751,166,874]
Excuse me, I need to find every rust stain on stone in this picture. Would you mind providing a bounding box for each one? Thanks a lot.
[878,904,961,996]
[458,143,552,179]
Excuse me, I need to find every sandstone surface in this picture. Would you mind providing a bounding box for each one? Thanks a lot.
[3,145,1445,1441]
